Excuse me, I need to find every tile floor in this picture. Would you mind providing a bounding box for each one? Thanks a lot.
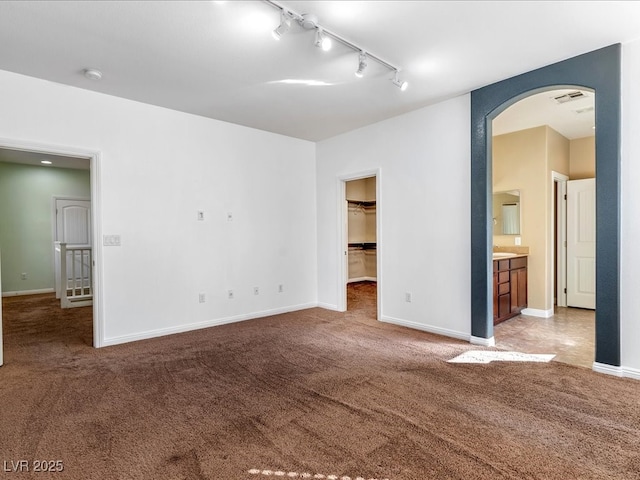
[494,307,595,368]
[347,282,595,369]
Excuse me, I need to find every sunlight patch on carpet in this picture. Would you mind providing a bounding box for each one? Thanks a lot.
[448,350,555,364]
[247,469,390,480]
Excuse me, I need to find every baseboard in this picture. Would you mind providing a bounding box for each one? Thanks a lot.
[592,362,624,377]
[470,335,496,347]
[380,315,469,341]
[2,288,55,297]
[102,302,317,347]
[521,307,554,318]
[316,302,343,312]
[621,366,640,381]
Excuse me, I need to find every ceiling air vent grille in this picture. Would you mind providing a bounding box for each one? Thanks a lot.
[553,91,586,104]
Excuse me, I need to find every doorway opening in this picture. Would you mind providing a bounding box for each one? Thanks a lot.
[489,88,596,368]
[0,141,101,366]
[338,170,380,319]
[345,176,377,314]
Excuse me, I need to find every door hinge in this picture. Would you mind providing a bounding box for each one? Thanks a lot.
[564,194,567,200]
[564,287,567,294]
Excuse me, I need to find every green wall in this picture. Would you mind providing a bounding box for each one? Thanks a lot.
[0,162,90,294]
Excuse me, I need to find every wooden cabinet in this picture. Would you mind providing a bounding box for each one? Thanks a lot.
[493,256,527,325]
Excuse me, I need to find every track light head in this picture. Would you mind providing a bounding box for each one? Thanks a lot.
[392,70,408,91]
[272,11,292,40]
[355,52,367,78]
[315,28,332,51]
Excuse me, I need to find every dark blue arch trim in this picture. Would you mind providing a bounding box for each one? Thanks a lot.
[471,44,621,366]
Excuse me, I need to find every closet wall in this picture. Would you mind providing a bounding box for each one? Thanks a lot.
[346,177,377,282]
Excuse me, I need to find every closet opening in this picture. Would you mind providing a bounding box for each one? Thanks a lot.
[345,176,377,314]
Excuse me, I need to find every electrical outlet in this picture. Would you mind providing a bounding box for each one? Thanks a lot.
[198,293,206,303]
[227,212,233,222]
[405,292,412,303]
[253,287,259,295]
[278,284,284,293]
[228,290,234,300]
[197,210,205,221]
[103,234,121,246]
[21,272,27,280]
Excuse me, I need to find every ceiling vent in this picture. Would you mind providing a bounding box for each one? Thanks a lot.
[553,91,586,104]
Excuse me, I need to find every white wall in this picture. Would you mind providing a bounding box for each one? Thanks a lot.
[621,38,640,375]
[317,96,471,339]
[0,69,317,345]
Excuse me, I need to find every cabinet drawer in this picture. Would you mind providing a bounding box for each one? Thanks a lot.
[498,271,510,284]
[510,257,527,269]
[498,282,510,295]
[497,259,510,271]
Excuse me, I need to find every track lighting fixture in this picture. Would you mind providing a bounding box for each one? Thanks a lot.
[264,0,408,91]
[392,70,408,91]
[271,10,292,40]
[355,52,367,78]
[315,28,332,51]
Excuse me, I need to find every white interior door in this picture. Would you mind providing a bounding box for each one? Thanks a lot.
[56,199,91,245]
[54,198,91,295]
[567,178,596,309]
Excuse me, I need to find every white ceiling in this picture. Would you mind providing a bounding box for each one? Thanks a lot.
[0,1,639,143]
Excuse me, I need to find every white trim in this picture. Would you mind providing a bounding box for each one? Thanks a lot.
[0,137,104,348]
[2,288,55,297]
[102,302,317,347]
[621,366,640,381]
[593,362,624,377]
[521,307,554,318]
[470,335,496,347]
[552,172,569,308]
[317,302,343,312]
[380,315,469,341]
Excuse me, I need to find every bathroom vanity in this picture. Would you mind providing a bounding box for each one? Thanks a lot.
[493,254,528,325]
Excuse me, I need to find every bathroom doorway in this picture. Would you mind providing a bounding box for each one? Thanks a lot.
[490,88,597,367]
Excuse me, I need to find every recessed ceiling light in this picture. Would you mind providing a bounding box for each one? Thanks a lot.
[83,68,102,81]
[41,160,52,165]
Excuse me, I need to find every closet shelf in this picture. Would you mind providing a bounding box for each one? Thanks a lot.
[347,199,376,207]
[348,242,377,250]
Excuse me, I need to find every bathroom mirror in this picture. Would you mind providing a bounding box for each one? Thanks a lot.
[493,190,520,235]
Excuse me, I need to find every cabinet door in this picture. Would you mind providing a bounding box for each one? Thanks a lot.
[493,272,498,322]
[516,267,528,309]
[510,267,528,312]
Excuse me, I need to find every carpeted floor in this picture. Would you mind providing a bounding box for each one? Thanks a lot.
[1,285,639,480]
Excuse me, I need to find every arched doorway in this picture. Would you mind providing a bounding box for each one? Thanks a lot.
[470,44,621,369]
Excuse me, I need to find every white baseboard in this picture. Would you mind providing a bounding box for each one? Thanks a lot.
[380,315,469,341]
[621,366,640,380]
[317,302,343,312]
[592,362,624,377]
[2,288,55,297]
[521,307,554,318]
[470,335,496,347]
[102,302,317,347]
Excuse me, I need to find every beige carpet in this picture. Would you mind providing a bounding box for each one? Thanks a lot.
[1,284,639,480]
